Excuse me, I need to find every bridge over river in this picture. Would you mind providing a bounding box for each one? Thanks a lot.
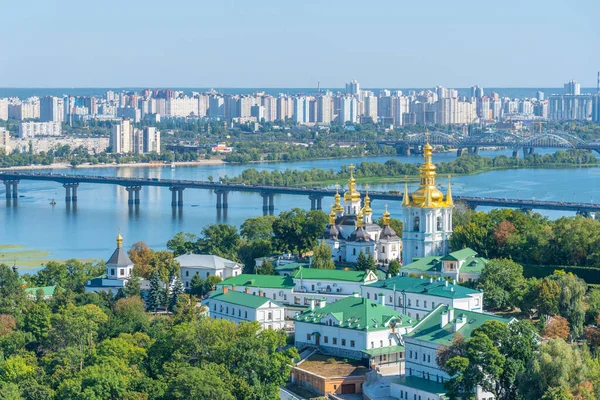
[2,172,599,216]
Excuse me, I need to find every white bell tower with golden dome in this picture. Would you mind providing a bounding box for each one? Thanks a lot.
[401,135,453,264]
[343,164,362,216]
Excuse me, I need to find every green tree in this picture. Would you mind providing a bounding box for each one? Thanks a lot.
[272,209,327,255]
[166,232,198,257]
[169,276,185,312]
[356,251,368,271]
[166,365,235,400]
[240,216,276,241]
[196,224,241,261]
[256,259,275,275]
[311,242,334,270]
[366,253,376,271]
[189,274,205,297]
[388,260,401,276]
[477,259,526,310]
[22,300,52,343]
[147,270,164,312]
[237,240,272,274]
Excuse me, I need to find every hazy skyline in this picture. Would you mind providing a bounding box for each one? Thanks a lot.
[2,0,599,88]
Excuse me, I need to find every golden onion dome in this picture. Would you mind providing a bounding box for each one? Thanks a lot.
[116,232,123,249]
[362,184,372,214]
[344,164,361,201]
[410,137,444,206]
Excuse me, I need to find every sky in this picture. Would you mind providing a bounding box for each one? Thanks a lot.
[1,0,599,88]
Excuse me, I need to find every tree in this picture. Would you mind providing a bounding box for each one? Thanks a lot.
[256,259,274,275]
[356,251,368,271]
[240,216,276,241]
[237,240,272,274]
[166,232,198,257]
[0,265,25,313]
[366,253,377,271]
[272,209,327,255]
[166,365,234,400]
[128,241,154,278]
[197,224,241,261]
[111,296,150,335]
[189,274,205,297]
[311,242,334,270]
[0,315,16,337]
[169,276,185,312]
[542,316,571,341]
[147,270,164,312]
[203,276,222,294]
[477,259,526,310]
[388,260,401,276]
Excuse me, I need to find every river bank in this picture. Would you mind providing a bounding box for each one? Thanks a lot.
[0,159,225,171]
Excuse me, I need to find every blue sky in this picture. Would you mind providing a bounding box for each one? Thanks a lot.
[2,0,599,88]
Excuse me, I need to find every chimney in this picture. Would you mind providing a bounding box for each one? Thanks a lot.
[319,298,326,308]
[245,287,250,294]
[309,298,316,311]
[440,309,449,328]
[259,290,264,297]
[448,307,454,322]
[445,280,448,287]
[222,287,229,294]
[454,314,467,332]
[379,293,386,307]
[429,277,433,284]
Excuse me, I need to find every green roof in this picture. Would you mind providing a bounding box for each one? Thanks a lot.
[363,344,405,356]
[441,248,478,261]
[293,268,377,283]
[391,376,446,395]
[24,286,56,296]
[294,296,416,331]
[217,274,295,289]
[401,256,444,273]
[208,289,282,309]
[364,276,480,299]
[275,262,308,271]
[405,304,511,345]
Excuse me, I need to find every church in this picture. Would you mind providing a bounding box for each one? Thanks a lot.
[322,165,402,265]
[323,135,454,267]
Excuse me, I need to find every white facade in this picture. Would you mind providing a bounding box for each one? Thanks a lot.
[18,122,62,138]
[0,128,10,153]
[177,254,242,289]
[0,98,8,121]
[111,119,133,154]
[206,288,286,330]
[40,96,64,122]
[12,137,108,155]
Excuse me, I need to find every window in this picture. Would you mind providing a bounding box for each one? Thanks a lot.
[371,341,374,348]
[408,299,411,306]
[475,297,480,306]
[432,302,435,309]
[353,248,356,256]
[423,353,426,362]
[185,271,189,277]
[437,216,442,231]
[367,292,370,299]
[409,350,412,358]
[185,282,189,288]
[342,339,346,346]
[382,246,386,253]
[380,340,383,347]
[206,272,209,278]
[268,312,272,320]
[238,309,241,316]
[273,293,276,299]
[244,311,247,318]
[294,296,300,305]
[424,301,427,308]
[389,296,393,303]
[307,334,311,341]
[304,298,310,306]
[416,300,419,307]
[311,285,315,291]
[374,294,378,300]
[284,294,287,301]
[232,308,235,315]
[427,355,431,363]
[110,269,115,276]
[324,336,328,343]
[413,216,420,231]
[333,338,337,345]
[213,304,216,310]
[389,339,392,346]
[398,297,403,306]
[350,340,355,348]
[416,313,420,320]
[226,307,228,314]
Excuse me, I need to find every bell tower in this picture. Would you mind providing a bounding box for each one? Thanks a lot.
[401,134,453,264]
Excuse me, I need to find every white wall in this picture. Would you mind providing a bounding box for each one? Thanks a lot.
[207,297,285,330]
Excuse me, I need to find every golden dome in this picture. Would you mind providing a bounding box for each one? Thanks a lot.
[116,232,123,249]
[362,184,372,214]
[407,133,448,208]
[328,206,336,225]
[381,203,391,226]
[356,210,364,228]
[344,164,361,202]
[333,184,344,213]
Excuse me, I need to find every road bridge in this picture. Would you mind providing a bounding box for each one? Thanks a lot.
[2,172,598,216]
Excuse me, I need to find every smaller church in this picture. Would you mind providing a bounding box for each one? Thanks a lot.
[322,166,402,265]
[84,233,135,293]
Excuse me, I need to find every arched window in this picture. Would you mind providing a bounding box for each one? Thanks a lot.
[413,216,420,231]
[437,216,442,231]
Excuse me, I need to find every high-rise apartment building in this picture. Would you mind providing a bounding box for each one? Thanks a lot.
[549,95,593,120]
[0,99,7,121]
[316,95,333,124]
[143,127,160,154]
[111,119,133,154]
[293,97,308,124]
[564,80,581,95]
[338,96,358,124]
[40,96,64,122]
[0,127,10,152]
[19,122,62,138]
[345,80,360,95]
[363,94,378,123]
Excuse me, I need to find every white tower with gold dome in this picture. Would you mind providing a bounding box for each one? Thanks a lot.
[401,136,453,264]
[343,164,361,216]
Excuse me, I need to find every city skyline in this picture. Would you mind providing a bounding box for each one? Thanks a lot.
[2,0,599,88]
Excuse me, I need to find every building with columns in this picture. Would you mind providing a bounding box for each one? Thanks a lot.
[322,167,402,265]
[401,138,453,264]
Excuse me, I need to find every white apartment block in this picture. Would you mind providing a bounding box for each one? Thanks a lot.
[12,137,109,155]
[0,99,8,121]
[0,128,10,152]
[111,119,133,154]
[19,122,62,138]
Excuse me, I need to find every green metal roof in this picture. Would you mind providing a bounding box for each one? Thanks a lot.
[401,256,444,273]
[364,276,480,299]
[24,286,56,296]
[294,296,416,331]
[391,376,447,395]
[405,304,511,345]
[208,289,282,309]
[441,248,478,261]
[363,344,405,356]
[293,268,377,283]
[217,274,295,289]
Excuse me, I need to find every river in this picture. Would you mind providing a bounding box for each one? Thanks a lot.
[1,148,599,267]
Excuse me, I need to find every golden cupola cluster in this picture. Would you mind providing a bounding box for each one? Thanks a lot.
[344,164,361,201]
[403,131,454,209]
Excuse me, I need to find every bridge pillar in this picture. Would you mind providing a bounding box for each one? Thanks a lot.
[177,188,184,207]
[261,193,274,215]
[170,187,184,207]
[215,189,229,209]
[456,148,466,157]
[63,183,79,203]
[170,187,177,207]
[512,149,519,158]
[309,195,324,211]
[268,194,274,214]
[3,182,10,199]
[11,182,18,198]
[125,186,141,205]
[309,196,316,211]
[468,146,479,155]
